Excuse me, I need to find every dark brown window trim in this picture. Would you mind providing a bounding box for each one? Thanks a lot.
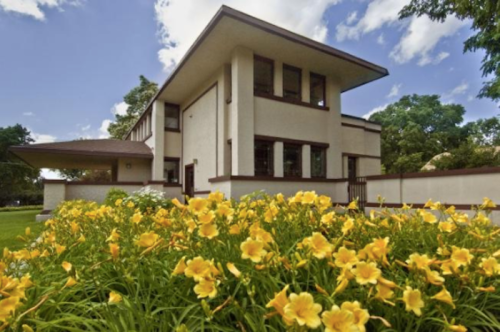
[255,139,274,177]
[342,152,381,160]
[255,135,329,149]
[311,146,327,179]
[341,122,381,133]
[165,102,181,131]
[164,156,181,162]
[282,63,302,101]
[254,54,275,95]
[310,72,326,108]
[66,181,145,186]
[366,166,500,181]
[283,143,302,178]
[164,183,182,188]
[365,202,500,211]
[254,91,329,111]
[209,175,348,183]
[11,146,153,160]
[164,157,180,184]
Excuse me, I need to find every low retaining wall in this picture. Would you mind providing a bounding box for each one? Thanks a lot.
[43,180,183,212]
[365,167,500,222]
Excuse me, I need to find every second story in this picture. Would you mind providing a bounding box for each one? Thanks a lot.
[124,6,387,186]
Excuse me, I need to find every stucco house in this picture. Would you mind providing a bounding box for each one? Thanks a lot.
[10,6,387,217]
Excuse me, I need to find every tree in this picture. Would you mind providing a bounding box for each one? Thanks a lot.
[108,75,159,139]
[400,0,500,102]
[0,124,42,206]
[56,169,111,182]
[431,139,500,170]
[369,94,468,173]
[462,116,500,146]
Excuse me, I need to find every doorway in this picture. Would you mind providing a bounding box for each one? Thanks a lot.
[184,164,194,199]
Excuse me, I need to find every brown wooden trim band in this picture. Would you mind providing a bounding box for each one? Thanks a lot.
[341,122,381,133]
[43,180,67,184]
[66,181,145,186]
[142,133,153,142]
[147,181,165,185]
[165,128,181,133]
[10,146,153,159]
[164,156,181,162]
[342,152,381,160]
[365,202,500,211]
[194,190,211,195]
[366,166,500,181]
[164,183,182,188]
[341,114,381,126]
[254,91,329,111]
[182,82,218,113]
[255,135,329,148]
[209,175,348,183]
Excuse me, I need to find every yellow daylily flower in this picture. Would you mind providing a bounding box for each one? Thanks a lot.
[226,262,241,278]
[109,291,123,304]
[62,261,72,273]
[333,247,358,268]
[451,246,474,267]
[173,257,187,275]
[198,222,219,239]
[341,301,370,332]
[302,232,333,259]
[240,238,267,263]
[194,279,217,299]
[284,292,322,329]
[109,243,120,261]
[402,286,424,316]
[432,287,455,308]
[184,257,211,281]
[135,232,159,248]
[321,305,356,332]
[352,262,381,285]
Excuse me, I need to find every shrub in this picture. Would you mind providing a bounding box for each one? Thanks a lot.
[103,188,129,207]
[0,205,42,212]
[1,192,500,331]
[121,187,173,212]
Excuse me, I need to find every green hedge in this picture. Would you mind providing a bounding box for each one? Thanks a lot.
[0,205,43,212]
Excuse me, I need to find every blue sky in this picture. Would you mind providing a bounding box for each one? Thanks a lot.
[0,0,498,146]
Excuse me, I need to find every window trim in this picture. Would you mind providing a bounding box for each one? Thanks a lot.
[254,139,274,177]
[164,157,180,184]
[283,143,302,178]
[164,103,181,132]
[254,54,274,96]
[282,63,302,101]
[310,72,326,107]
[310,145,327,179]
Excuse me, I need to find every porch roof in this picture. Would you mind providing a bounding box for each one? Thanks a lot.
[9,139,153,169]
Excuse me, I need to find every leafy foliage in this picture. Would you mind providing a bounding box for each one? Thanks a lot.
[0,124,42,207]
[56,169,111,182]
[108,75,159,139]
[400,0,500,102]
[431,139,500,170]
[369,95,468,173]
[2,191,500,331]
[103,188,129,207]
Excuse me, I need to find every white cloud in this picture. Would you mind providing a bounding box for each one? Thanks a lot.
[154,0,340,70]
[81,124,91,131]
[377,33,385,45]
[467,95,474,102]
[336,0,409,42]
[386,83,401,98]
[390,16,466,66]
[346,11,358,24]
[31,131,56,143]
[40,168,63,179]
[99,119,112,139]
[442,82,469,101]
[23,112,35,116]
[363,103,389,120]
[0,0,80,21]
[111,102,129,116]
[434,51,450,64]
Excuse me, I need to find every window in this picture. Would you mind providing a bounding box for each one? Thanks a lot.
[164,159,179,183]
[254,140,274,176]
[311,146,326,178]
[283,64,301,100]
[165,103,180,130]
[310,73,326,107]
[254,55,274,95]
[283,144,302,177]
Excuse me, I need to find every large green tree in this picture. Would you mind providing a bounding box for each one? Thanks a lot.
[400,0,500,102]
[369,95,468,173]
[431,139,500,170]
[0,124,42,206]
[108,75,159,139]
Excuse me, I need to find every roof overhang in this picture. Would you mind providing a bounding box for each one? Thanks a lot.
[9,139,153,169]
[160,6,388,101]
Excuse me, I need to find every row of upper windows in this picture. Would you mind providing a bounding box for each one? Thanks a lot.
[254,55,327,107]
[255,140,327,178]
[131,110,152,141]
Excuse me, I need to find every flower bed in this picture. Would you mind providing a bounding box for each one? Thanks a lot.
[1,192,499,331]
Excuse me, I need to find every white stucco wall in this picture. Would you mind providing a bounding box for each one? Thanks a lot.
[117,158,151,182]
[164,132,181,158]
[182,85,218,192]
[43,182,66,210]
[65,184,144,203]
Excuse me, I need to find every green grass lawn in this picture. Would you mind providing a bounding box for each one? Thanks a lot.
[0,210,44,250]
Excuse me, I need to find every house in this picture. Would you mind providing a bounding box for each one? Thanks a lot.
[10,6,387,218]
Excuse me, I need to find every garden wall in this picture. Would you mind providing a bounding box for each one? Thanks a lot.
[365,167,500,223]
